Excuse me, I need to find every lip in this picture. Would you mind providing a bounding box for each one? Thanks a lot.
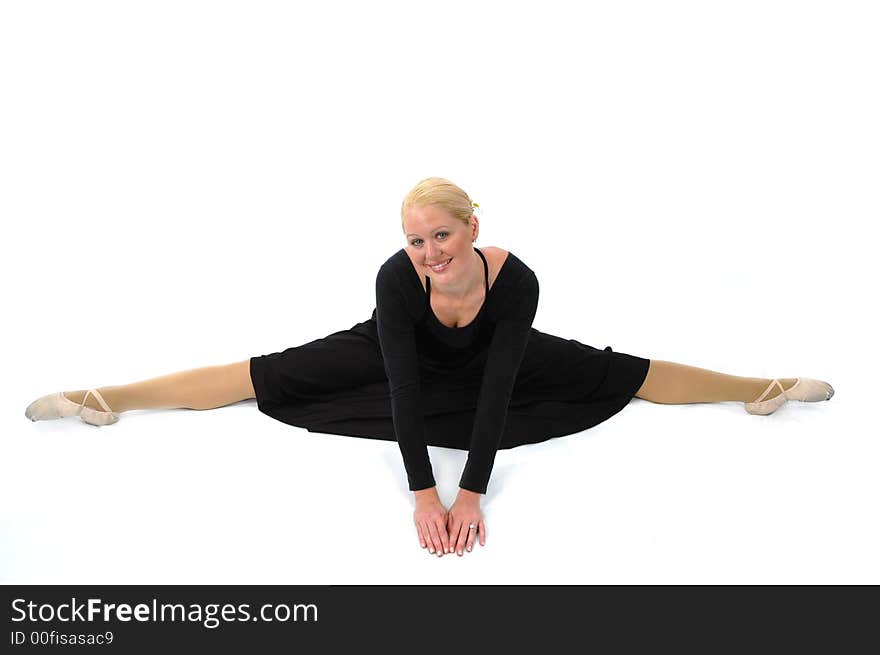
[427,257,452,272]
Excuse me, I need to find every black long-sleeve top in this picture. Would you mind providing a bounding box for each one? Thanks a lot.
[374,247,539,494]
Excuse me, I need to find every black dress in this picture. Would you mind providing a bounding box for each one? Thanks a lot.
[249,247,650,494]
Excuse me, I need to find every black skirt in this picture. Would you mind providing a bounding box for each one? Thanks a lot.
[249,316,650,453]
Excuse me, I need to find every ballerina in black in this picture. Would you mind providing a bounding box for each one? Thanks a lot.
[25,176,834,558]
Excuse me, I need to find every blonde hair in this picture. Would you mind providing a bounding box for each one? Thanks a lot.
[400,177,479,232]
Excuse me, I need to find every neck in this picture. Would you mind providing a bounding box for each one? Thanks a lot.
[430,247,482,300]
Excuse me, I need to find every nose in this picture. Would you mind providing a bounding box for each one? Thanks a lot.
[425,243,444,262]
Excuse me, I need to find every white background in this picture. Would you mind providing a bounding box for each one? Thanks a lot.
[2,0,877,584]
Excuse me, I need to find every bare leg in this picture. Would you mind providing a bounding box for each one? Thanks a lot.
[635,359,797,404]
[62,359,255,413]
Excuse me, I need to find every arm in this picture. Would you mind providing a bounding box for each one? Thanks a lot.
[459,271,540,494]
[376,263,453,557]
[374,265,436,491]
[445,271,538,556]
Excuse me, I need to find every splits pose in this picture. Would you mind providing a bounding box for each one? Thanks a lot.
[25,177,834,558]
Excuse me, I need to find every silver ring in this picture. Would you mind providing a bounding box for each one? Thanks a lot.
[468,523,477,530]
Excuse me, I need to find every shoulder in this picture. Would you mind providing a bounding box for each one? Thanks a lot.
[376,249,425,320]
[482,246,538,319]
[481,246,509,269]
[378,248,409,271]
[376,249,409,284]
[480,246,510,290]
[482,246,535,285]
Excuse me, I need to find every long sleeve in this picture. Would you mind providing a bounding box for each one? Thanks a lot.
[459,270,539,494]
[375,264,436,491]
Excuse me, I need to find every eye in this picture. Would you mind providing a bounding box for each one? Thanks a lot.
[410,232,449,247]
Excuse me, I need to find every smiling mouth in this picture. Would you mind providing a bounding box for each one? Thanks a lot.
[428,258,452,271]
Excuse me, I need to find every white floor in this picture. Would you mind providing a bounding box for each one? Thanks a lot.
[4,361,873,585]
[2,1,877,584]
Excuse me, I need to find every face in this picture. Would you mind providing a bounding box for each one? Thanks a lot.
[403,204,478,278]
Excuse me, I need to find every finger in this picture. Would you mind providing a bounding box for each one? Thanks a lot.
[422,521,441,555]
[479,520,486,546]
[448,518,461,556]
[436,519,451,554]
[445,515,457,554]
[425,521,443,557]
[434,516,448,554]
[455,521,469,556]
[421,521,436,554]
[464,520,478,552]
[415,523,427,549]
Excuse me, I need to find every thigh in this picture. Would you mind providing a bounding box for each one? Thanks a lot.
[513,328,648,402]
[250,329,387,407]
[228,359,257,400]
[513,329,606,394]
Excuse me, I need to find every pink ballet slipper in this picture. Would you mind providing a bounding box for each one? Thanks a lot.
[744,378,834,416]
[25,389,119,426]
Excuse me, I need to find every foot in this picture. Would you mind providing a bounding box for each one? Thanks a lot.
[25,389,119,426]
[63,390,108,412]
[744,378,834,415]
[754,378,798,401]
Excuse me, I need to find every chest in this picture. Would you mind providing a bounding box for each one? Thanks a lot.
[410,247,507,329]
[430,287,486,329]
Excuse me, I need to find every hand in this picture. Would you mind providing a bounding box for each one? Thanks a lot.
[413,487,451,557]
[446,488,486,556]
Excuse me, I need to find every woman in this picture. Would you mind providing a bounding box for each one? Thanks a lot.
[25,177,834,558]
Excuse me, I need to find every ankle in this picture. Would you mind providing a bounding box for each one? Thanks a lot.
[63,388,117,413]
[748,378,798,403]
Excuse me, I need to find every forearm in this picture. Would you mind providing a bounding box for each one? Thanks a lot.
[456,488,482,503]
[413,486,439,503]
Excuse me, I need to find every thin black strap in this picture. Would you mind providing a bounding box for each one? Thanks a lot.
[475,247,488,291]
